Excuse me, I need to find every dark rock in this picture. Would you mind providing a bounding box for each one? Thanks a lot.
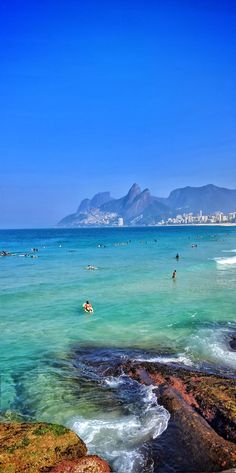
[125,360,236,443]
[113,359,236,472]
[229,333,236,351]
[158,385,236,472]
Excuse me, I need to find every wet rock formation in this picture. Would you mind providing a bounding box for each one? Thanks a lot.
[0,422,110,473]
[109,360,236,472]
[229,333,236,351]
[51,455,111,472]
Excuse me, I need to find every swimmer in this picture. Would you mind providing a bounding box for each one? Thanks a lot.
[83,301,94,313]
[172,270,177,280]
[175,253,179,260]
[85,265,98,270]
[1,250,11,256]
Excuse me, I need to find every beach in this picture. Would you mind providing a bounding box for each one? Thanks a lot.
[0,226,236,472]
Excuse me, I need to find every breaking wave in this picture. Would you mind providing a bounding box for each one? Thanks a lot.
[214,256,236,266]
[68,375,169,473]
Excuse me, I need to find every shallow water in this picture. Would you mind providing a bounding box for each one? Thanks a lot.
[1,227,236,471]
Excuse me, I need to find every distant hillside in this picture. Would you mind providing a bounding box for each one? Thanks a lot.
[100,184,171,224]
[57,183,236,226]
[164,184,236,214]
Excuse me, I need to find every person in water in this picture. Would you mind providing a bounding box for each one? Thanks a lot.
[83,301,94,313]
[172,270,177,280]
[85,265,97,270]
[175,253,179,260]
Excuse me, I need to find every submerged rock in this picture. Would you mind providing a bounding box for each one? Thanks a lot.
[51,455,111,472]
[0,422,87,473]
[229,333,236,351]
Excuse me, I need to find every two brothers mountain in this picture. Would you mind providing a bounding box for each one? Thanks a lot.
[58,183,236,226]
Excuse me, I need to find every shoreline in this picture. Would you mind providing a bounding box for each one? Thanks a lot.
[1,353,236,473]
[1,223,236,230]
[155,222,236,227]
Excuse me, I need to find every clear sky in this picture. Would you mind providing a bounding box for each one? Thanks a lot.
[1,0,236,227]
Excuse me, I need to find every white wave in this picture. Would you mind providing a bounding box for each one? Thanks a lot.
[222,249,236,253]
[134,354,194,366]
[214,256,236,266]
[67,380,169,473]
[104,376,126,388]
[112,449,154,473]
[187,326,236,370]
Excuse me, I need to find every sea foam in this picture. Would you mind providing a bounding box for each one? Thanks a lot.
[134,354,194,366]
[68,376,169,473]
[214,256,236,266]
[222,249,236,253]
[187,325,236,371]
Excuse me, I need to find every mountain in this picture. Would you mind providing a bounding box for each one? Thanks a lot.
[77,192,113,213]
[58,191,115,227]
[164,184,236,214]
[57,183,236,226]
[100,183,142,215]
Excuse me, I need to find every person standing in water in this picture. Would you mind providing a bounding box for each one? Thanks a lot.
[175,253,179,260]
[172,270,177,280]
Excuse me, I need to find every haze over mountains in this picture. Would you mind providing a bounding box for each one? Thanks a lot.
[58,183,236,226]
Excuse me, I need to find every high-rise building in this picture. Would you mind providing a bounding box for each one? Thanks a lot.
[118,217,124,226]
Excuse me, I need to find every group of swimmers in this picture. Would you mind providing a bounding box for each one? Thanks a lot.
[83,252,181,313]
[0,250,38,258]
[0,250,12,257]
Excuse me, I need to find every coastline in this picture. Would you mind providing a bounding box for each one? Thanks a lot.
[1,353,236,473]
[106,354,236,473]
[2,223,236,230]
[155,223,236,227]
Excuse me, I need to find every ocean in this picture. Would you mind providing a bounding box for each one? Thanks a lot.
[1,226,236,472]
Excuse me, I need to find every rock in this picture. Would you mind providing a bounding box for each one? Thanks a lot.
[229,333,236,351]
[203,470,236,473]
[111,359,236,472]
[51,455,111,472]
[124,360,236,443]
[158,385,236,472]
[0,422,87,473]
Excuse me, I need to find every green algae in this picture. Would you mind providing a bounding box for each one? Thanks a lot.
[33,423,68,437]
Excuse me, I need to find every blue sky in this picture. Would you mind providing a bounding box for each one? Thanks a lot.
[1,0,236,227]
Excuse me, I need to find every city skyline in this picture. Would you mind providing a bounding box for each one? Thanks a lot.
[1,0,236,228]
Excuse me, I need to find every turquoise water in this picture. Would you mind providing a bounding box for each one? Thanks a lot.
[1,227,236,472]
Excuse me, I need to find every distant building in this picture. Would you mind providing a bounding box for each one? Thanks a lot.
[118,217,124,226]
[157,208,235,226]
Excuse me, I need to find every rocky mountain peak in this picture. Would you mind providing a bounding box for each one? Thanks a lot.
[128,183,141,197]
[125,183,141,206]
